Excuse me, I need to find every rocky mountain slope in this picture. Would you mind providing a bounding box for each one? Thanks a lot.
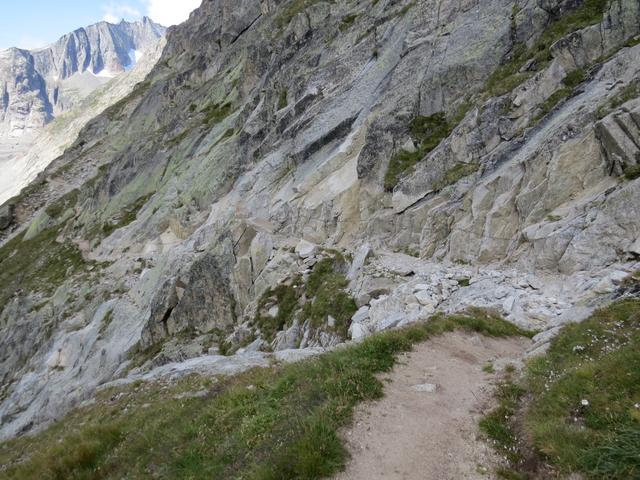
[0,0,639,443]
[0,18,165,206]
[0,37,166,206]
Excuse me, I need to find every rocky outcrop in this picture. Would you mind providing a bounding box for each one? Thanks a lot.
[1,0,640,440]
[596,98,640,175]
[142,253,236,347]
[0,203,12,230]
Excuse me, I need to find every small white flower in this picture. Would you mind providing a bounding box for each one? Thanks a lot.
[581,399,589,407]
[634,403,640,409]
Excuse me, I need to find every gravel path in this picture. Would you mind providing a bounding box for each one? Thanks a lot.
[335,332,531,480]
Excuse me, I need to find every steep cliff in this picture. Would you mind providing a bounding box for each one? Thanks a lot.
[0,0,639,442]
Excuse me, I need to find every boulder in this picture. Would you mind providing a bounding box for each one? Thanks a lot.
[0,204,13,230]
[502,296,517,313]
[295,239,317,259]
[355,293,371,307]
[628,238,640,256]
[238,338,267,353]
[355,276,396,303]
[414,290,436,307]
[351,306,370,324]
[275,347,325,363]
[374,310,406,332]
[272,322,301,351]
[420,304,436,317]
[347,243,372,283]
[349,322,371,341]
[595,110,640,174]
[411,383,438,393]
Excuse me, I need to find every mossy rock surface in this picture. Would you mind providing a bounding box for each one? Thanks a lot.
[255,255,356,342]
[384,113,454,190]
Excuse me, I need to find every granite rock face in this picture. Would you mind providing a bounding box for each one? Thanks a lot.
[1,0,640,439]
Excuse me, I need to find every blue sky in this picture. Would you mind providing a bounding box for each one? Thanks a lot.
[0,0,201,50]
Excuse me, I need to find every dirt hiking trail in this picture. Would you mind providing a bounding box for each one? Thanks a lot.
[335,332,531,480]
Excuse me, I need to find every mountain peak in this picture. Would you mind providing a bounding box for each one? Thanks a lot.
[0,17,165,143]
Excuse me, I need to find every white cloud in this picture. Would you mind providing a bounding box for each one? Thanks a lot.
[102,2,142,23]
[103,12,120,23]
[145,0,201,26]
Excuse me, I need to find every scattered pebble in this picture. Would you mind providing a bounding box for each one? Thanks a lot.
[411,383,438,393]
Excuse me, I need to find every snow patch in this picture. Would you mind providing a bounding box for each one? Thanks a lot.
[126,49,143,71]
[94,68,117,78]
[88,65,117,78]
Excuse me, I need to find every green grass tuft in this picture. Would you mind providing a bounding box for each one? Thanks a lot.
[255,280,302,342]
[481,299,640,479]
[201,102,233,127]
[531,87,572,123]
[432,163,480,191]
[339,14,359,32]
[277,90,288,110]
[479,378,526,464]
[301,258,357,338]
[101,192,154,237]
[624,164,640,181]
[255,255,356,342]
[384,113,455,190]
[383,149,424,191]
[563,68,586,89]
[597,79,640,119]
[483,362,495,374]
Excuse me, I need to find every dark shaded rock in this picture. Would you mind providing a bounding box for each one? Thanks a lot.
[142,254,236,348]
[0,204,13,230]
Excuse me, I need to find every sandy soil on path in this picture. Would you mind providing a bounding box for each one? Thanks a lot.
[335,331,531,480]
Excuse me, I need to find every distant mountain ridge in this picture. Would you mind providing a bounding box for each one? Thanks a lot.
[29,17,165,80]
[0,36,166,206]
[0,17,165,138]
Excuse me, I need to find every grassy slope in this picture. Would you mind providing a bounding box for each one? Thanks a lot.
[481,298,640,479]
[0,224,88,311]
[0,310,532,480]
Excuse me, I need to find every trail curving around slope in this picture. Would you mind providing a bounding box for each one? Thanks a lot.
[336,332,530,480]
